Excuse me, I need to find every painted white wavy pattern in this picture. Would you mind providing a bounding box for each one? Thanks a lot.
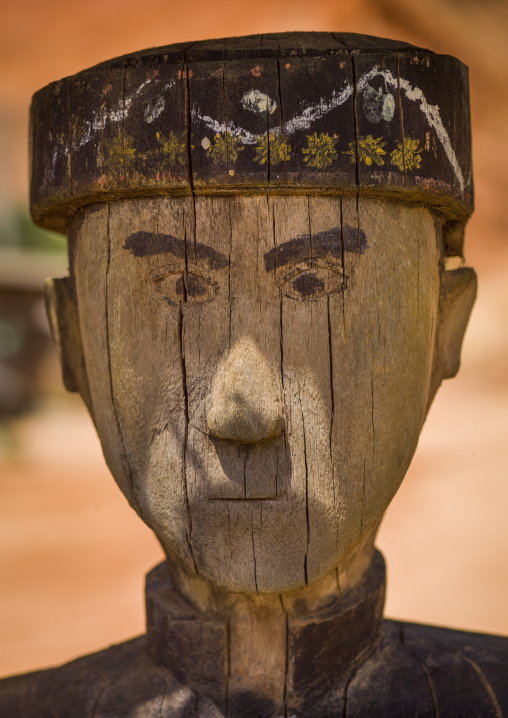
[191,67,466,194]
[43,66,467,196]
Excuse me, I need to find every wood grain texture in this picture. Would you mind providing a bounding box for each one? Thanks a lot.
[353,52,405,190]
[108,197,197,569]
[29,33,473,232]
[43,276,92,409]
[334,196,440,565]
[124,63,188,189]
[29,77,71,233]
[3,551,507,717]
[71,194,442,598]
[73,204,136,509]
[398,50,473,206]
[428,263,477,407]
[21,29,489,718]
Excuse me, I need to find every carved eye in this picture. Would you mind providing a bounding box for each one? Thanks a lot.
[278,263,345,300]
[152,271,218,307]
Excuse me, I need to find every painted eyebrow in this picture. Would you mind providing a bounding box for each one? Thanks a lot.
[263,225,368,272]
[123,231,229,270]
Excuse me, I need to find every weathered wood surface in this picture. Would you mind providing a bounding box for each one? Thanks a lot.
[30,32,473,233]
[66,194,455,597]
[72,204,137,510]
[36,187,480,716]
[21,27,491,718]
[1,553,507,717]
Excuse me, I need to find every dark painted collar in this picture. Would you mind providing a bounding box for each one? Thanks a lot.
[145,552,385,716]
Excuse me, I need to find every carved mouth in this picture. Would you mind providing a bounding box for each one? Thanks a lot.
[205,437,280,500]
[188,431,290,501]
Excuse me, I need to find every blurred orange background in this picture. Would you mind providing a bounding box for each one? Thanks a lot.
[1,0,507,678]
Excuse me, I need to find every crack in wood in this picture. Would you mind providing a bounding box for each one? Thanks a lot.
[179,224,198,574]
[399,625,439,718]
[462,654,503,718]
[104,203,138,515]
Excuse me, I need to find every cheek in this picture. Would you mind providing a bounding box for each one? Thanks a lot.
[106,275,234,569]
[270,201,440,582]
[107,288,190,565]
[74,200,200,568]
[329,201,440,552]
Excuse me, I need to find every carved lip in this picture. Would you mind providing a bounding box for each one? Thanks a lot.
[202,434,288,501]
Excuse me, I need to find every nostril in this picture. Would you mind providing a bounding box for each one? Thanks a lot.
[207,339,284,444]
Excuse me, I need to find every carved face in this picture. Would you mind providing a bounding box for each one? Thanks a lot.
[69,194,442,593]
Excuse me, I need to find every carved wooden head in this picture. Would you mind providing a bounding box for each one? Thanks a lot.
[33,33,476,594]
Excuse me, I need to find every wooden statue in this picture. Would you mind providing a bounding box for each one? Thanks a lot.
[1,32,507,717]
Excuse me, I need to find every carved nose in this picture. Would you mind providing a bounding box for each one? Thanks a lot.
[207,338,284,444]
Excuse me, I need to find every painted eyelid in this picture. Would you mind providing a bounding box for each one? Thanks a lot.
[277,258,343,284]
[149,264,183,283]
[150,267,219,305]
[150,267,217,287]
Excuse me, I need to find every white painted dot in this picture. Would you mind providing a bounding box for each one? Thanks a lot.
[201,137,211,150]
[381,93,395,122]
[241,89,277,115]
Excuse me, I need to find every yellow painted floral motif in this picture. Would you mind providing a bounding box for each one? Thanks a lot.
[103,133,136,175]
[207,132,244,164]
[391,137,422,171]
[254,131,291,166]
[344,136,387,166]
[302,133,339,169]
[156,131,187,166]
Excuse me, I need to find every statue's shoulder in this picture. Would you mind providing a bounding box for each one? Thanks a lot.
[0,635,201,718]
[346,619,508,717]
[2,621,506,717]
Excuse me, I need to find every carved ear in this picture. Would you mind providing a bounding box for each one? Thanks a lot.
[44,277,94,416]
[427,266,477,410]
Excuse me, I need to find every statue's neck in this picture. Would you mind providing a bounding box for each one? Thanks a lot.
[145,542,386,716]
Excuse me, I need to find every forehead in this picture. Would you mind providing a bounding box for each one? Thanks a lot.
[72,196,440,326]
[75,194,438,271]
[100,195,376,269]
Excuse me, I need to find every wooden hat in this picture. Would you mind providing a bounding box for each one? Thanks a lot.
[30,32,473,233]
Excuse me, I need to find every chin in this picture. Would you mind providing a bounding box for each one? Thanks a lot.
[196,556,312,595]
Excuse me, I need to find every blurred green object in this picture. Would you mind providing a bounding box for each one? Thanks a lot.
[0,208,67,417]
[0,207,66,254]
[0,208,68,291]
[0,318,24,360]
